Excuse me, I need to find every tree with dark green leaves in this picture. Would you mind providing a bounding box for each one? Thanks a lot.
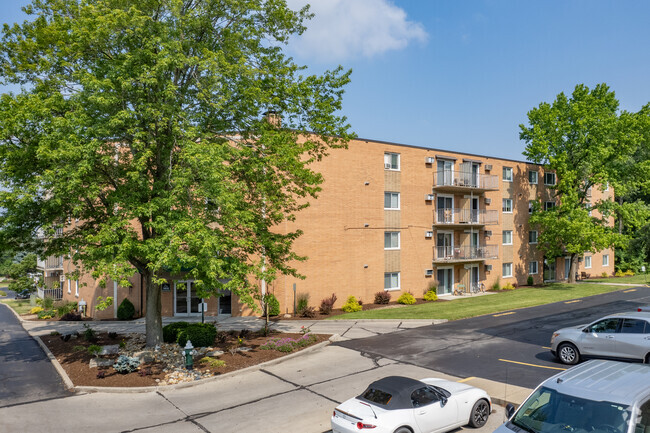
[6,253,39,294]
[520,83,642,283]
[0,0,352,346]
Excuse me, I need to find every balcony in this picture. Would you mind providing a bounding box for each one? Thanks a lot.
[432,170,498,193]
[433,208,498,226]
[37,255,63,271]
[432,244,498,263]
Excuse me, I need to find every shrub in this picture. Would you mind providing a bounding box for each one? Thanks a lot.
[624,270,635,276]
[601,272,609,278]
[30,306,43,315]
[374,291,391,305]
[296,292,310,314]
[0,290,6,297]
[87,345,102,357]
[423,290,438,302]
[502,282,515,290]
[264,293,280,316]
[163,322,190,343]
[527,275,534,286]
[59,312,81,321]
[83,324,97,342]
[55,301,77,317]
[199,357,226,368]
[108,332,118,339]
[491,277,501,291]
[117,298,135,320]
[113,355,140,374]
[319,293,337,315]
[176,323,217,347]
[300,306,317,318]
[260,333,317,353]
[397,292,416,305]
[342,296,362,313]
[37,309,55,319]
[615,270,624,277]
[42,297,54,309]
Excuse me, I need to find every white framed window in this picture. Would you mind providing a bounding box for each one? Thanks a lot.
[529,200,534,214]
[529,230,538,244]
[604,182,609,192]
[586,203,592,216]
[384,231,400,250]
[384,153,400,170]
[529,261,538,274]
[544,172,556,185]
[528,171,538,184]
[75,280,79,297]
[67,278,71,294]
[502,263,513,278]
[502,230,513,245]
[384,192,400,209]
[384,272,400,291]
[503,167,513,182]
[502,198,512,213]
[544,201,555,211]
[603,254,609,267]
[585,256,592,269]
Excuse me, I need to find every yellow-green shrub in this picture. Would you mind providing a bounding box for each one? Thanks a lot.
[624,270,635,276]
[423,290,438,302]
[397,292,416,305]
[502,282,515,290]
[342,296,362,312]
[615,270,624,277]
[601,272,609,278]
[30,306,43,315]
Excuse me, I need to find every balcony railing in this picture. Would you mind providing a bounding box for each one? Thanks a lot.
[434,208,498,225]
[37,255,63,270]
[433,170,498,191]
[433,244,498,262]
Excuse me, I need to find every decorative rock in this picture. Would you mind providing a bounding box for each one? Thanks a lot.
[89,358,114,368]
[100,344,120,355]
[206,350,224,357]
[237,347,252,352]
[132,350,155,363]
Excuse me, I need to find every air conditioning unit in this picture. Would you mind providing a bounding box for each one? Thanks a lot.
[425,231,433,238]
[59,274,65,282]
[485,164,493,171]
[425,269,434,276]
[485,264,493,271]
[384,163,392,169]
[425,157,435,164]
[425,194,435,201]
[485,230,492,236]
[485,198,492,204]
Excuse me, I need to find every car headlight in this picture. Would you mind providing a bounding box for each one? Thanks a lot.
[551,333,560,344]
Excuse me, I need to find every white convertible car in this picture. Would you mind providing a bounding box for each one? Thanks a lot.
[331,376,491,433]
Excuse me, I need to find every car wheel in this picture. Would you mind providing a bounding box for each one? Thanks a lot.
[469,399,490,428]
[393,427,412,433]
[644,353,650,364]
[558,342,580,365]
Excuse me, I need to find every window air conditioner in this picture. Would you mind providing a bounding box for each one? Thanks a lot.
[485,264,493,271]
[425,231,433,238]
[485,198,492,204]
[384,163,392,169]
[425,194,435,201]
[485,230,492,236]
[485,164,493,171]
[425,269,434,276]
[425,157,435,164]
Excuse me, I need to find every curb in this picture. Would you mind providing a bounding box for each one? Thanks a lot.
[55,334,337,394]
[33,335,75,390]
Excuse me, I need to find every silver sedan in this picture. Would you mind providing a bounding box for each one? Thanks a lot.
[550,312,650,364]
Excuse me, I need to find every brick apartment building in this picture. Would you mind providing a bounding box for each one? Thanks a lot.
[43,137,613,318]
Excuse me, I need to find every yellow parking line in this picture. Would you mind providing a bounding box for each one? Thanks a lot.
[499,359,567,371]
[542,346,551,350]
[623,289,636,293]
[457,377,476,383]
[493,312,515,317]
[565,300,581,304]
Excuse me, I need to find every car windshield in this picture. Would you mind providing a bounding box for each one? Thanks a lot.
[361,388,392,406]
[511,387,630,433]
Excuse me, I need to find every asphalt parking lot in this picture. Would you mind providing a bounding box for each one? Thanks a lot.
[336,286,650,389]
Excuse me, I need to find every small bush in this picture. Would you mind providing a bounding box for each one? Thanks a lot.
[296,292,310,314]
[30,306,44,315]
[42,297,54,309]
[423,290,438,302]
[200,357,226,368]
[374,291,391,305]
[624,270,635,276]
[319,293,337,315]
[87,345,102,357]
[260,333,317,353]
[59,312,82,321]
[264,293,280,316]
[37,309,55,319]
[491,277,501,291]
[117,298,135,320]
[513,282,518,288]
[55,301,78,317]
[108,332,118,339]
[163,322,190,343]
[341,296,362,313]
[0,290,6,297]
[113,355,140,374]
[83,324,97,342]
[527,275,534,286]
[300,306,317,318]
[176,323,217,347]
[397,292,416,305]
[615,270,624,277]
[502,282,515,290]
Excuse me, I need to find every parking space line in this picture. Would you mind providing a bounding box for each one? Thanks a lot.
[493,312,515,317]
[457,377,476,383]
[623,289,636,293]
[499,359,567,371]
[564,300,581,304]
[541,346,551,350]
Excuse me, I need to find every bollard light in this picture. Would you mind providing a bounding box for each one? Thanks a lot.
[184,340,194,370]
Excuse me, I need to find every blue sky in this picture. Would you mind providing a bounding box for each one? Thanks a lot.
[2,0,649,160]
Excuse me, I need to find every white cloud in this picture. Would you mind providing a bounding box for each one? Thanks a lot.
[286,0,428,62]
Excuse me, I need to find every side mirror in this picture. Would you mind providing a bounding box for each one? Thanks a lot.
[440,396,448,407]
[505,403,516,419]
[582,328,589,333]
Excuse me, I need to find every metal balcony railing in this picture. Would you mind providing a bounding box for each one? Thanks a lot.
[37,255,63,270]
[433,244,498,262]
[433,170,499,190]
[434,208,498,225]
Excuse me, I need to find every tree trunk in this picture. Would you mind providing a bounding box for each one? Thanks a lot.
[618,197,624,234]
[144,270,163,347]
[568,253,578,283]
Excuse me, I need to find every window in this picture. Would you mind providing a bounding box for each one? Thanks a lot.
[587,318,620,334]
[384,192,400,209]
[410,387,439,408]
[604,182,609,192]
[67,278,71,294]
[620,318,647,334]
[502,198,512,213]
[529,261,538,275]
[384,272,400,291]
[528,170,538,184]
[503,167,513,182]
[529,200,535,214]
[502,230,513,245]
[544,172,556,185]
[502,263,513,278]
[585,256,592,268]
[75,280,79,297]
[384,153,400,170]
[603,254,609,267]
[384,232,400,250]
[362,388,393,406]
[529,230,538,244]
[544,201,555,211]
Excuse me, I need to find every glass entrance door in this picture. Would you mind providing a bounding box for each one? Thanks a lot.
[175,281,202,316]
[437,268,453,295]
[564,257,571,280]
[437,196,453,223]
[544,259,556,282]
[471,266,480,292]
[436,232,453,259]
[437,160,453,186]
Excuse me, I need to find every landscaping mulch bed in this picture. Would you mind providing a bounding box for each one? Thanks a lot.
[274,297,439,320]
[41,330,329,387]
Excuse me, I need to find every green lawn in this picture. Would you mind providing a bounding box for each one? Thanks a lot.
[586,274,650,285]
[0,299,34,315]
[331,283,635,321]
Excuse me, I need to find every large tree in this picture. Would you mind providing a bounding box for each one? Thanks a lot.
[0,0,352,346]
[520,83,641,283]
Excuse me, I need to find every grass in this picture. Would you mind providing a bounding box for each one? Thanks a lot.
[0,299,35,315]
[586,274,650,284]
[330,283,634,321]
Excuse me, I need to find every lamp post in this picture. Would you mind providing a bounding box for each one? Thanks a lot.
[184,340,194,370]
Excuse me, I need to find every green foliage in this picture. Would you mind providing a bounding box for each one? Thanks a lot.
[42,297,54,310]
[423,290,438,302]
[0,290,5,297]
[163,322,190,343]
[83,323,97,342]
[491,277,501,291]
[73,345,85,352]
[296,293,310,314]
[30,306,43,315]
[113,355,140,374]
[176,323,217,348]
[374,291,391,304]
[397,292,417,305]
[87,345,102,357]
[341,296,362,313]
[260,333,317,353]
[37,309,55,319]
[55,301,77,317]
[264,293,280,317]
[0,0,353,347]
[116,298,135,321]
[6,254,38,294]
[502,283,516,291]
[527,275,534,286]
[199,357,226,368]
[95,296,113,311]
[602,272,609,278]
